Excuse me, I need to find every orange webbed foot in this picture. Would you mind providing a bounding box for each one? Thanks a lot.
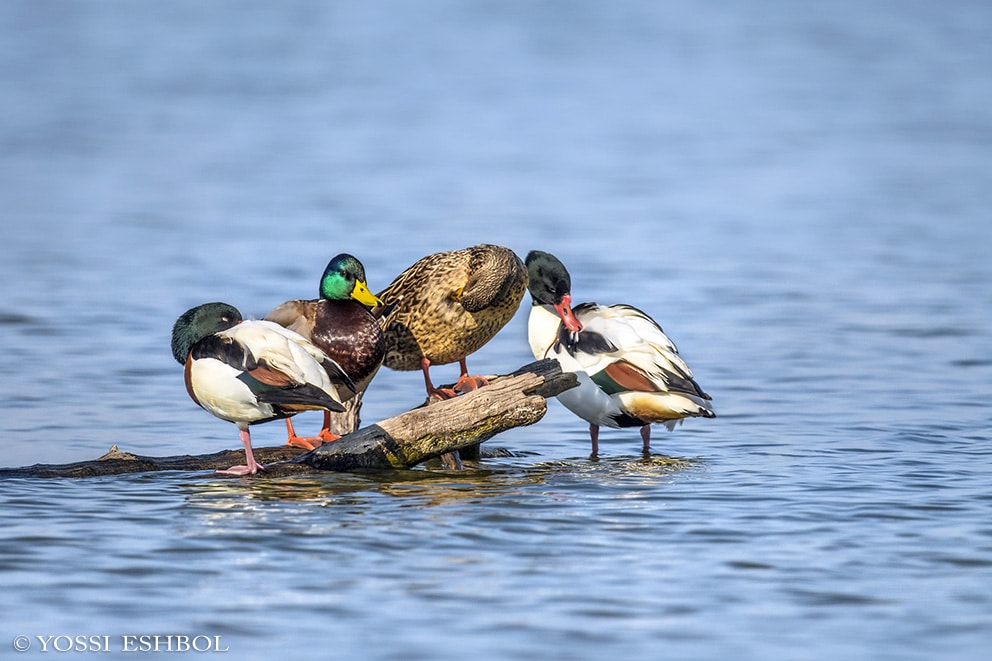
[284,418,329,450]
[454,374,489,394]
[318,429,341,444]
[286,436,323,450]
[426,386,459,402]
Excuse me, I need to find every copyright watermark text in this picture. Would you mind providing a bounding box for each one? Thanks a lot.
[12,634,230,653]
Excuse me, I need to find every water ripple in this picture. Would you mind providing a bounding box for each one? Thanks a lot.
[2,1,992,659]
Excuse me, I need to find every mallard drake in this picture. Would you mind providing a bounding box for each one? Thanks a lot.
[376,244,527,400]
[171,302,356,475]
[525,250,714,456]
[265,253,385,448]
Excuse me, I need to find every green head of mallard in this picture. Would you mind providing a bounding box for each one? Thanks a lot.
[319,253,383,307]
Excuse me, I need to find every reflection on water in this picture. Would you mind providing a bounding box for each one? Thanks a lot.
[182,454,701,509]
[2,0,992,659]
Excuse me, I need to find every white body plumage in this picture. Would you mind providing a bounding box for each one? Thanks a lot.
[529,302,713,431]
[187,320,348,427]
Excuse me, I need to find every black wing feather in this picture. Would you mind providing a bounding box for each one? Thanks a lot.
[191,334,257,371]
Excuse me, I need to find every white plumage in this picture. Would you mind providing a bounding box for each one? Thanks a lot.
[171,303,355,476]
[525,251,714,455]
[187,320,348,427]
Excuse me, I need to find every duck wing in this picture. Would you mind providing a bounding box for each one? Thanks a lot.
[563,304,709,400]
[264,299,318,340]
[459,245,527,313]
[224,321,357,401]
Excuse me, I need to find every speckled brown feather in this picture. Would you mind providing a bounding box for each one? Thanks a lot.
[375,244,527,371]
[264,299,385,393]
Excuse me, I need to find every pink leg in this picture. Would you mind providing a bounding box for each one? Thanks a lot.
[589,423,600,457]
[216,428,266,476]
[640,425,651,454]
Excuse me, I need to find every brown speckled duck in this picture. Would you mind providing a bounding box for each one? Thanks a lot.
[375,244,527,400]
[265,253,385,448]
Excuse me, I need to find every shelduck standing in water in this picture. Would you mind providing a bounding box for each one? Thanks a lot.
[525,251,715,456]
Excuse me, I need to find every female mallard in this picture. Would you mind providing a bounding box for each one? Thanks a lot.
[376,244,527,400]
[525,250,714,456]
[171,302,356,475]
[265,253,385,448]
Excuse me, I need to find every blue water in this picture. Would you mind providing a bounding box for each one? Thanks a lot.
[2,1,991,659]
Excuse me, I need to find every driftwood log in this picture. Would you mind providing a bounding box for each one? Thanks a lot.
[0,359,576,479]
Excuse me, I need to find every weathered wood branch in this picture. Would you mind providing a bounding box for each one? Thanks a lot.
[0,359,575,479]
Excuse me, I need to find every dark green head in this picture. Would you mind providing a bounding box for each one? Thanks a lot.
[525,250,573,306]
[171,302,242,364]
[319,253,383,307]
[525,250,582,332]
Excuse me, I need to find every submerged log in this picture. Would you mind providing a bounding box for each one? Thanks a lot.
[0,359,575,479]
